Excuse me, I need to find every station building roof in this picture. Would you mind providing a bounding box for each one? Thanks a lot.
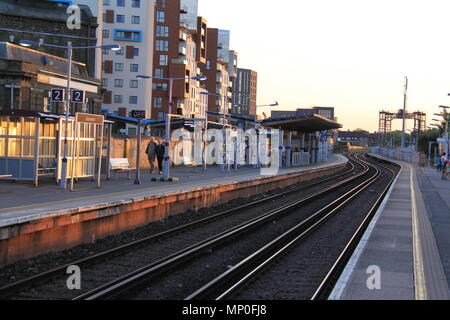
[261,114,342,133]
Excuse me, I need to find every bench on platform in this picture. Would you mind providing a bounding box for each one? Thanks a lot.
[110,158,136,179]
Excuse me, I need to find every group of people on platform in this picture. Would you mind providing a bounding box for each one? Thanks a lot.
[437,152,450,180]
[145,138,166,175]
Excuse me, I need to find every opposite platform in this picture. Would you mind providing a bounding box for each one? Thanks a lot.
[330,153,450,300]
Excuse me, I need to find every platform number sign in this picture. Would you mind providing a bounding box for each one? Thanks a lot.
[51,88,64,102]
[71,90,84,103]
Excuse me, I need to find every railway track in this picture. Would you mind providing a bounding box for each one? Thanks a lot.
[0,153,395,300]
[184,153,397,300]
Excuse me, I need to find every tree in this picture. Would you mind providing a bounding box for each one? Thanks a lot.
[418,129,440,154]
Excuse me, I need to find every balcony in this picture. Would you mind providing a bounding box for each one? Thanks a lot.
[179,45,187,56]
[179,30,187,41]
[172,58,188,65]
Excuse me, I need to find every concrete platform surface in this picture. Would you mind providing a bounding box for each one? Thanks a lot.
[329,154,450,300]
[0,155,347,228]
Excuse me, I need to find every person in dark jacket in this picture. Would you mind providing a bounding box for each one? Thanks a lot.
[145,137,157,174]
[155,140,165,175]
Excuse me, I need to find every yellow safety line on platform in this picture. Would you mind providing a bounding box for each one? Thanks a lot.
[410,163,427,300]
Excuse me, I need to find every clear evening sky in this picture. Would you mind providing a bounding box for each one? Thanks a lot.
[198,0,450,132]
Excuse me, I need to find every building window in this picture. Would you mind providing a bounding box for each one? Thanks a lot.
[116,15,125,23]
[117,0,125,7]
[129,96,138,104]
[161,0,166,8]
[102,79,108,88]
[114,79,124,88]
[154,68,164,78]
[133,48,140,56]
[159,54,168,66]
[114,95,123,103]
[115,63,124,71]
[103,0,110,5]
[156,11,165,23]
[131,16,140,24]
[154,97,163,109]
[130,64,139,72]
[114,30,142,42]
[130,80,138,88]
[115,48,124,55]
[132,0,140,8]
[152,82,168,90]
[102,48,109,55]
[155,25,169,37]
[155,40,168,52]
[157,112,166,120]
[102,29,109,38]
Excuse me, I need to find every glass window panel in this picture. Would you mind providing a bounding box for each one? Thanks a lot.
[22,138,35,157]
[9,118,22,136]
[0,138,5,156]
[0,117,8,135]
[8,138,21,157]
[23,119,35,137]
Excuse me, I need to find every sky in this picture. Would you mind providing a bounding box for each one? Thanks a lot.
[198,0,450,132]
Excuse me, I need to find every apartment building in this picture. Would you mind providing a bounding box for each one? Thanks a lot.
[200,28,232,124]
[150,0,208,121]
[232,68,257,118]
[72,0,103,79]
[101,0,154,126]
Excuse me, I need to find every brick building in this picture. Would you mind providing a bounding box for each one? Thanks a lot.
[0,42,102,113]
[200,28,232,124]
[0,0,100,78]
[151,0,208,121]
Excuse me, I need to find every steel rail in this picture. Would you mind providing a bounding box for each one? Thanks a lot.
[74,154,372,300]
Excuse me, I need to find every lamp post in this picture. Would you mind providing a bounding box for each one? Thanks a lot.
[401,76,408,148]
[19,40,120,189]
[137,75,206,180]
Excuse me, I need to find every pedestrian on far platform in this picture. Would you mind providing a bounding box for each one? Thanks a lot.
[156,139,165,175]
[146,137,157,174]
[441,153,448,180]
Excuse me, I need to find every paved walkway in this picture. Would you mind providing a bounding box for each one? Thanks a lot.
[330,154,450,300]
[416,167,450,292]
[0,155,348,227]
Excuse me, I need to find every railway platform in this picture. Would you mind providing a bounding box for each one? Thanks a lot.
[330,153,450,300]
[0,155,348,266]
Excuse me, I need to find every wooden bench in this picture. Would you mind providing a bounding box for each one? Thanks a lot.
[110,158,136,179]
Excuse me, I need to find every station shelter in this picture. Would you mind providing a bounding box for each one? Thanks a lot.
[0,110,113,187]
[260,113,341,167]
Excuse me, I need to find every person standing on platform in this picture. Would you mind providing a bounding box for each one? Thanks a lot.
[441,153,448,180]
[156,139,165,175]
[146,137,157,174]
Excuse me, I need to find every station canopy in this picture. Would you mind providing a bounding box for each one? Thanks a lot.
[261,114,342,133]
